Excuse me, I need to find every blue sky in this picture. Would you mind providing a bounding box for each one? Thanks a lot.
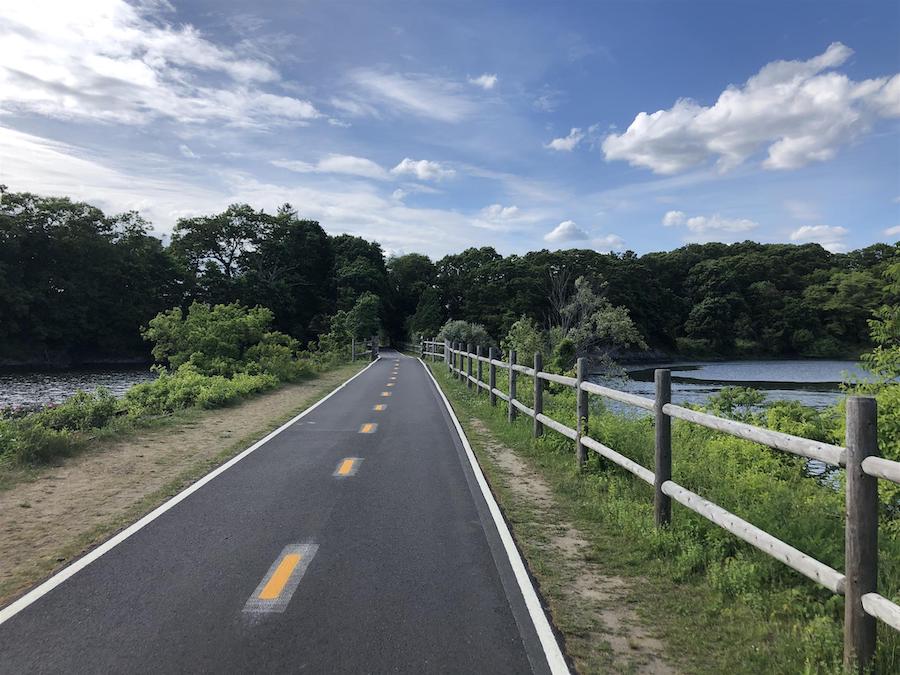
[1,0,898,257]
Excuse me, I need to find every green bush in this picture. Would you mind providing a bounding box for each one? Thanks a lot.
[38,388,120,431]
[125,365,278,416]
[0,418,80,465]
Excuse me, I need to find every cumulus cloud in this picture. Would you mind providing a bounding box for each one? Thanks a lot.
[391,158,456,181]
[790,224,849,252]
[544,220,589,243]
[545,128,585,151]
[662,210,758,242]
[594,233,625,252]
[0,1,319,128]
[662,210,686,227]
[603,42,900,174]
[345,69,475,122]
[469,73,498,90]
[481,204,520,220]
[884,225,900,237]
[272,154,389,180]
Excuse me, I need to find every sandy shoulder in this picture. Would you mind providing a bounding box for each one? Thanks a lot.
[0,363,363,606]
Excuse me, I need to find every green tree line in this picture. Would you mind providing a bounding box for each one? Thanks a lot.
[1,189,896,364]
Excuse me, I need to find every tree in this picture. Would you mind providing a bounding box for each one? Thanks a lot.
[241,204,334,341]
[347,292,381,339]
[409,287,445,337]
[386,253,435,340]
[170,204,271,302]
[331,234,388,311]
[561,277,647,355]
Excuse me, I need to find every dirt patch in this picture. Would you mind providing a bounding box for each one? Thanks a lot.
[0,365,360,606]
[470,418,675,674]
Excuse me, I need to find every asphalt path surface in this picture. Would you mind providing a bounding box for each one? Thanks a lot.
[0,351,565,674]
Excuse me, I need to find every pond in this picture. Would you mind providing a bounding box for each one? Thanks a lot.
[0,366,156,408]
[593,359,867,412]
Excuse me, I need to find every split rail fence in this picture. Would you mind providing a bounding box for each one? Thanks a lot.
[420,337,899,672]
[350,336,378,362]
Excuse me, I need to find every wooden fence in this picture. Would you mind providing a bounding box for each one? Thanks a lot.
[350,336,378,362]
[422,338,900,672]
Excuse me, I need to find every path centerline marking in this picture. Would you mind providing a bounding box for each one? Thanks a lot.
[334,457,363,477]
[373,404,386,411]
[381,391,391,397]
[243,544,318,613]
[359,423,377,433]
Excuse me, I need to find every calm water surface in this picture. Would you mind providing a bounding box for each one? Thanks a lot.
[0,359,867,410]
[594,359,866,412]
[0,367,156,407]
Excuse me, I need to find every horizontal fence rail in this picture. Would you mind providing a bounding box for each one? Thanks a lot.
[430,339,900,672]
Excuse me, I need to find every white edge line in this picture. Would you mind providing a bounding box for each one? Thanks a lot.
[418,358,570,675]
[0,357,380,626]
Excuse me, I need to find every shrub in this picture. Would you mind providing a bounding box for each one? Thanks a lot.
[1,419,80,465]
[38,388,120,431]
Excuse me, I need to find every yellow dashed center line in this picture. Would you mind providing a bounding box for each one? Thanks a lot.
[373,404,386,411]
[381,391,391,397]
[360,423,377,433]
[258,553,301,600]
[387,382,395,387]
[337,458,355,475]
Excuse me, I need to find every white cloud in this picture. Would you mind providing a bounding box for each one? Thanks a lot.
[662,210,758,242]
[545,128,584,151]
[790,224,849,252]
[884,225,900,237]
[603,42,900,174]
[545,220,589,243]
[345,69,475,122]
[391,158,456,181]
[469,73,498,90]
[179,144,196,159]
[594,234,625,252]
[480,204,520,220]
[0,0,319,128]
[272,154,389,180]
[662,210,686,226]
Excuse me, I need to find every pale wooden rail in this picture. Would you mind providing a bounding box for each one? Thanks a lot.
[428,339,900,672]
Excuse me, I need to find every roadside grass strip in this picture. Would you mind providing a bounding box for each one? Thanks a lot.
[243,544,318,613]
[333,458,362,478]
[359,423,377,433]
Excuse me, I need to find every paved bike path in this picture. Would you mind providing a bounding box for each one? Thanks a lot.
[0,351,566,674]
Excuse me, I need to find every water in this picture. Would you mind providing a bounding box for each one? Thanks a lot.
[0,367,156,408]
[593,359,867,413]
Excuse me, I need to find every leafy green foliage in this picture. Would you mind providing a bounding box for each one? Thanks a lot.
[436,319,492,347]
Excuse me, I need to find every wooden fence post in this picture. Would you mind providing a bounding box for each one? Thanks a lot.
[351,337,356,362]
[466,343,473,389]
[370,335,377,361]
[844,396,878,673]
[489,347,497,406]
[445,339,450,372]
[576,357,588,467]
[420,335,425,359]
[533,352,543,438]
[654,369,672,527]
[476,345,483,394]
[508,349,517,422]
[454,342,460,378]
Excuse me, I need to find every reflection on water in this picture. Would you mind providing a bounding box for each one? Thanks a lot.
[0,367,156,407]
[593,360,865,413]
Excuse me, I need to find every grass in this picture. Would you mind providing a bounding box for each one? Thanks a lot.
[429,361,898,674]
